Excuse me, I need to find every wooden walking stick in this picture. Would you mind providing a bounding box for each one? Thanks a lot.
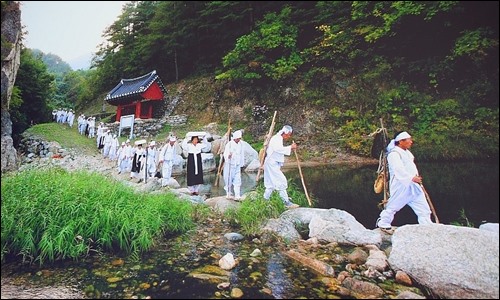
[256,111,277,182]
[144,145,148,183]
[419,183,440,224]
[215,119,231,186]
[293,140,312,206]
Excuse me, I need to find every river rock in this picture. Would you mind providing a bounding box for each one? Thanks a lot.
[389,224,499,299]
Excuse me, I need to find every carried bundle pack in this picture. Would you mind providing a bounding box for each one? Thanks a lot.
[370,123,389,195]
[374,170,385,194]
[370,129,389,159]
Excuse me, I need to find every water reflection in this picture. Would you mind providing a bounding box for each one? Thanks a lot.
[265,253,293,299]
[284,161,499,228]
[177,161,499,228]
[177,172,258,198]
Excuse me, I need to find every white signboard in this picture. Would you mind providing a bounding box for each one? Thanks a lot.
[118,114,135,139]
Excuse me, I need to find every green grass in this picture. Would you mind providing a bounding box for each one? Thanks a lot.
[224,182,310,236]
[25,123,98,154]
[1,167,196,265]
[11,121,313,265]
[450,208,475,227]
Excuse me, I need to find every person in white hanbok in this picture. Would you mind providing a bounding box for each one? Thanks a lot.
[67,110,74,128]
[159,136,180,187]
[96,123,105,149]
[108,134,120,161]
[145,141,158,178]
[116,142,127,174]
[125,139,134,172]
[376,131,432,231]
[102,130,113,158]
[223,130,245,200]
[124,139,132,172]
[263,125,299,209]
[87,117,95,138]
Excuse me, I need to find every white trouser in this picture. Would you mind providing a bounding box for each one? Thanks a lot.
[161,160,174,186]
[378,182,432,227]
[103,144,111,158]
[118,158,128,173]
[263,159,289,203]
[224,163,242,197]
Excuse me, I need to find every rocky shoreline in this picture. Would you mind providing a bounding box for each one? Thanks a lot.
[3,142,499,299]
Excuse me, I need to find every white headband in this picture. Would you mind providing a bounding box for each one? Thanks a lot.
[232,130,242,139]
[395,131,411,141]
[279,125,293,135]
[387,131,412,152]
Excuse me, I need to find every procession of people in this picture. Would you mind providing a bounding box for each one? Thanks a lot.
[52,109,435,228]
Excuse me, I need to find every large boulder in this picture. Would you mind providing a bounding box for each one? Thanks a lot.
[389,224,499,299]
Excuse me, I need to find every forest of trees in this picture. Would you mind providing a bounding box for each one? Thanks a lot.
[12,1,499,160]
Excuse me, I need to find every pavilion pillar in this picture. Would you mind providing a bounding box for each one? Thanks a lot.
[135,101,141,119]
[116,105,122,121]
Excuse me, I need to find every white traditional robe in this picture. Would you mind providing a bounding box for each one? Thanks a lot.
[108,137,120,161]
[377,146,432,228]
[145,146,157,177]
[159,142,179,186]
[223,139,244,198]
[263,133,292,203]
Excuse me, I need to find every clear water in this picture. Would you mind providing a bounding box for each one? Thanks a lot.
[179,161,499,228]
[6,161,495,298]
[285,161,500,228]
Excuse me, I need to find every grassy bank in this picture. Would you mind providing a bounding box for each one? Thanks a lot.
[3,121,311,266]
[24,123,98,154]
[1,167,196,265]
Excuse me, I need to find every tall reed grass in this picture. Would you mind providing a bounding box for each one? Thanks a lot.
[1,167,195,265]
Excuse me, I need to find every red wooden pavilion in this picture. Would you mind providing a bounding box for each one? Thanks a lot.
[104,70,167,121]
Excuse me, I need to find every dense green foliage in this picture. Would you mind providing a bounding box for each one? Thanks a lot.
[1,167,196,265]
[21,49,97,115]
[14,1,498,161]
[31,49,72,74]
[10,49,55,144]
[88,1,500,161]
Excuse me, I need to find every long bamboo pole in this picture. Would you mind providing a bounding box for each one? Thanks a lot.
[256,111,277,182]
[293,140,312,206]
[215,119,231,186]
